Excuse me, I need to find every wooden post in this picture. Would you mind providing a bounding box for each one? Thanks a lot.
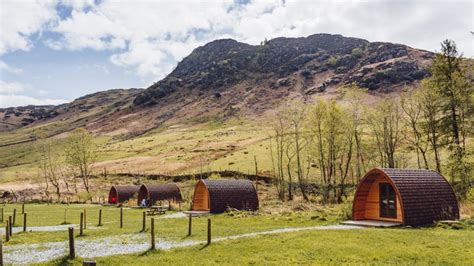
[83,209,87,229]
[22,203,25,214]
[150,218,155,250]
[8,216,12,237]
[120,207,123,228]
[12,209,16,225]
[98,209,102,226]
[0,233,3,266]
[23,213,27,232]
[254,155,258,192]
[4,223,8,242]
[68,227,75,259]
[0,208,3,223]
[207,218,211,245]
[187,214,192,236]
[80,213,84,236]
[142,211,146,232]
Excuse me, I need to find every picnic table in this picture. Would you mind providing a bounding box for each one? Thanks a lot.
[146,205,168,216]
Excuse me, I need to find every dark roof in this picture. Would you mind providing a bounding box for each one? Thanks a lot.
[374,168,459,225]
[202,179,259,213]
[138,184,182,204]
[109,185,140,203]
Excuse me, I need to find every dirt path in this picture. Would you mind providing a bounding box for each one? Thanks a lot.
[3,224,362,264]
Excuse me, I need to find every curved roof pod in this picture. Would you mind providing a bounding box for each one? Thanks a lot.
[108,185,140,204]
[192,179,259,213]
[352,168,459,226]
[137,184,182,206]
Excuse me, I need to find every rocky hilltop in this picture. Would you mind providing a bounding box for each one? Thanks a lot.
[135,33,433,107]
[1,34,436,136]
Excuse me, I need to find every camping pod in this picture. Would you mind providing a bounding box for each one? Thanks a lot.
[352,168,459,226]
[137,184,182,206]
[108,185,140,204]
[192,179,259,213]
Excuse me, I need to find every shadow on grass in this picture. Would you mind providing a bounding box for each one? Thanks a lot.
[51,255,81,266]
[138,248,162,257]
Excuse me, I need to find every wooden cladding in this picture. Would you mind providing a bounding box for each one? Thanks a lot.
[352,168,459,226]
[192,179,259,213]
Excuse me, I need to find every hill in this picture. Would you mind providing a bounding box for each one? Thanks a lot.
[1,34,435,138]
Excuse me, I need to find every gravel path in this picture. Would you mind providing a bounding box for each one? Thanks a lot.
[3,224,362,264]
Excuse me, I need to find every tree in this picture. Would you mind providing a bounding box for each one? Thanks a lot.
[37,138,62,201]
[367,97,401,168]
[269,108,289,200]
[284,101,309,201]
[341,84,368,180]
[429,40,473,198]
[417,80,444,173]
[308,99,353,203]
[400,88,430,169]
[64,128,97,197]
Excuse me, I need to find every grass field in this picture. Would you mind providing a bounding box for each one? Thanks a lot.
[0,202,471,265]
[53,227,474,265]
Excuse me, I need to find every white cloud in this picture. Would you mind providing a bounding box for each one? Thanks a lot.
[0,94,68,107]
[0,60,23,74]
[1,0,472,91]
[40,0,472,81]
[0,80,67,107]
[0,80,25,94]
[0,0,58,55]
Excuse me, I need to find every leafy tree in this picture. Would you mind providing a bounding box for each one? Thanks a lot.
[429,39,473,198]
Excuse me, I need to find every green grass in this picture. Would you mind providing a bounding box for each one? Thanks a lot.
[47,227,474,265]
[0,203,338,245]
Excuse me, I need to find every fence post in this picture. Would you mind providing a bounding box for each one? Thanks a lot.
[68,227,75,259]
[22,203,25,214]
[98,209,102,226]
[12,209,16,225]
[0,233,3,266]
[150,218,155,250]
[80,213,84,236]
[120,207,123,228]
[83,209,87,229]
[142,211,146,232]
[207,218,211,245]
[23,213,27,232]
[4,223,8,242]
[187,214,192,236]
[0,208,3,223]
[8,216,12,237]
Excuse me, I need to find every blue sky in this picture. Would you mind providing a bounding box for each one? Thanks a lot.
[0,0,472,107]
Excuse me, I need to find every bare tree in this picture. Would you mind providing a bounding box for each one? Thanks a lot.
[64,128,97,197]
[37,138,62,201]
[400,88,430,169]
[367,98,401,168]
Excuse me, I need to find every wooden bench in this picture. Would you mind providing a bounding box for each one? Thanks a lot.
[146,206,168,216]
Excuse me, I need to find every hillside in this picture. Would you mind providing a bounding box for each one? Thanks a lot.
[0,33,443,192]
[1,34,435,138]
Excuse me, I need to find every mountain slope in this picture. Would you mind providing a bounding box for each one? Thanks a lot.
[1,34,436,138]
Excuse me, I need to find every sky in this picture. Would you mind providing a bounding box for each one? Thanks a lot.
[0,0,472,108]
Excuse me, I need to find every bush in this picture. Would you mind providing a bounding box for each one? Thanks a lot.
[351,47,364,58]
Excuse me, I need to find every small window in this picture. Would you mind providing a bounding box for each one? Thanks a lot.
[379,183,397,218]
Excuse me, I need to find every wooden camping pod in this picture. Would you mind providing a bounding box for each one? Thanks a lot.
[352,168,459,226]
[137,184,182,206]
[108,185,140,204]
[192,179,259,213]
